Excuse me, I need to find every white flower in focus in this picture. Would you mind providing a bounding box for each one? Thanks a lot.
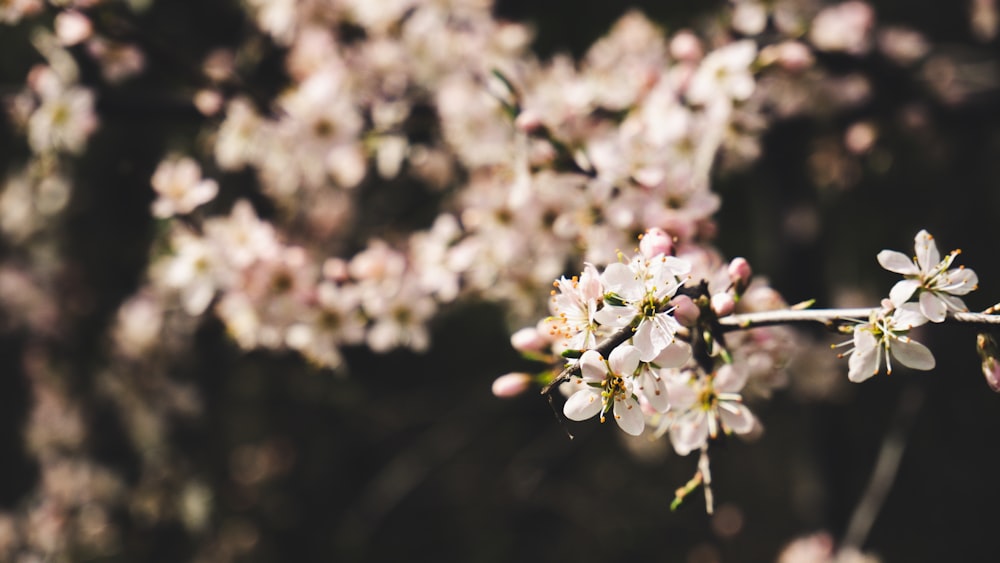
[563,346,644,436]
[838,303,935,383]
[665,364,756,456]
[594,255,691,361]
[877,229,978,322]
[150,157,219,218]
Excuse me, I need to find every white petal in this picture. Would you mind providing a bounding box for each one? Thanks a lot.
[593,304,635,328]
[638,371,670,413]
[848,329,879,382]
[665,375,698,410]
[614,398,645,436]
[914,230,940,273]
[578,350,607,382]
[635,314,679,362]
[631,321,657,362]
[936,293,968,313]
[940,268,978,295]
[888,279,920,307]
[714,363,748,393]
[601,262,641,297]
[877,250,920,276]
[608,344,641,376]
[653,340,692,368]
[669,411,708,456]
[563,388,602,421]
[719,402,755,434]
[892,337,936,371]
[894,303,930,328]
[918,291,947,323]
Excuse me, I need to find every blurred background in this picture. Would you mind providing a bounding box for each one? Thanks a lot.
[2,0,1000,562]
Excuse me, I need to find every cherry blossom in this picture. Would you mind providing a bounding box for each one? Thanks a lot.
[877,229,978,322]
[563,346,645,436]
[838,303,935,383]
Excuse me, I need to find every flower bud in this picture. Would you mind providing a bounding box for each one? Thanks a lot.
[670,294,700,326]
[510,326,547,353]
[728,257,752,287]
[711,292,736,317]
[977,333,1000,392]
[492,372,533,398]
[640,228,674,259]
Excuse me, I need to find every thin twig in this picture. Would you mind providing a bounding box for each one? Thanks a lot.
[718,308,1000,330]
[841,384,925,550]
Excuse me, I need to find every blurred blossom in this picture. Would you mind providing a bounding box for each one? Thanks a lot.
[150,156,219,218]
[27,81,97,155]
[731,1,769,36]
[0,0,42,24]
[809,2,875,55]
[111,291,165,358]
[876,26,930,66]
[971,0,999,42]
[491,372,533,398]
[54,10,91,46]
[686,40,758,105]
[843,121,877,155]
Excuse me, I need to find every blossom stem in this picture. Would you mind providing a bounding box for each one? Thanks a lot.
[717,308,1000,330]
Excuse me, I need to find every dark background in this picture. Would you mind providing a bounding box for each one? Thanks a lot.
[2,0,1000,561]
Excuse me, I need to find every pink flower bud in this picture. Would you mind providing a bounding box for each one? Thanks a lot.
[640,228,674,258]
[983,357,1000,392]
[728,257,752,286]
[492,372,533,398]
[510,326,547,352]
[670,30,703,62]
[514,110,543,133]
[711,292,736,317]
[671,294,700,326]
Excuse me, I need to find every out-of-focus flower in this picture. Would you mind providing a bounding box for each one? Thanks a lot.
[686,40,758,105]
[809,1,875,55]
[27,82,97,155]
[150,157,219,218]
[491,372,533,398]
[665,364,756,455]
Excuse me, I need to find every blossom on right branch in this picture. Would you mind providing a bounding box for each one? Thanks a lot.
[877,229,978,322]
[839,302,936,383]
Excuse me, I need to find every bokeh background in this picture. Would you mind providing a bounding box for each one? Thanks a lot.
[3,1,1000,562]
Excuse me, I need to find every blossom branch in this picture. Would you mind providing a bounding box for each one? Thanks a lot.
[717,308,1000,330]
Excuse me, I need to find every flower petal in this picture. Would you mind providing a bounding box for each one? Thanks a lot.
[669,410,708,456]
[848,329,879,382]
[888,279,920,307]
[638,370,670,413]
[719,402,756,434]
[714,363,748,393]
[653,340,692,368]
[913,230,940,273]
[614,397,645,436]
[878,250,920,276]
[892,337,936,371]
[608,344,641,376]
[894,303,929,328]
[918,291,947,323]
[563,388,602,421]
[939,268,978,295]
[578,350,607,382]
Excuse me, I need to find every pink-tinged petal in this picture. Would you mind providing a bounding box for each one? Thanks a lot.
[638,371,670,413]
[661,255,693,276]
[564,388,602,421]
[653,340,692,368]
[940,268,978,295]
[608,344,641,375]
[714,363,749,393]
[665,375,698,410]
[593,304,635,328]
[614,398,645,436]
[877,250,920,275]
[635,314,679,362]
[848,329,879,382]
[719,402,755,434]
[670,410,708,456]
[601,262,640,295]
[913,230,940,273]
[894,303,929,328]
[936,293,968,313]
[888,279,920,307]
[578,350,608,382]
[892,337,936,371]
[918,291,947,323]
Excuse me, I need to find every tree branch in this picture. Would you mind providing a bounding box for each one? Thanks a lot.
[717,308,1000,330]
